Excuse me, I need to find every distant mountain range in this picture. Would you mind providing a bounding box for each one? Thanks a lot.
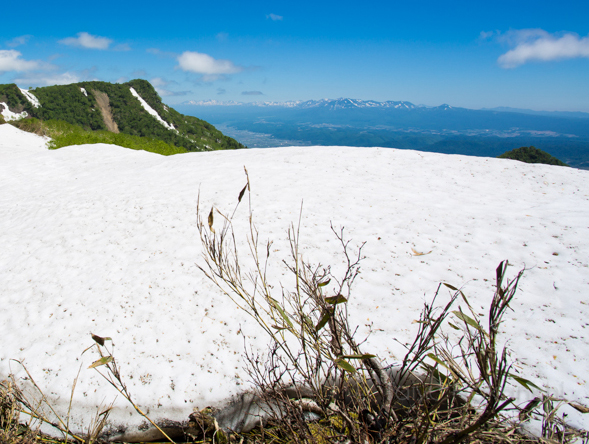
[184,98,444,111]
[0,80,244,151]
[177,97,589,169]
[184,98,588,118]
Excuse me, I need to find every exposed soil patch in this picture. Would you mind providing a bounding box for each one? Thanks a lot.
[92,89,119,133]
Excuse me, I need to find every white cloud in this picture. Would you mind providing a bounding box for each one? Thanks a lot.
[113,43,131,52]
[151,76,171,95]
[0,50,40,72]
[150,77,190,97]
[177,51,242,81]
[150,77,168,88]
[6,35,33,47]
[497,29,589,68]
[147,48,177,58]
[479,31,495,41]
[266,13,283,21]
[13,71,82,86]
[59,32,112,50]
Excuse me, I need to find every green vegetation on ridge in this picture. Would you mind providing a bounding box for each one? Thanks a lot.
[0,84,31,114]
[10,119,188,156]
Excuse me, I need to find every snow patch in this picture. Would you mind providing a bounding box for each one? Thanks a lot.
[129,87,176,131]
[18,88,41,108]
[0,123,49,158]
[0,102,28,121]
[80,87,88,97]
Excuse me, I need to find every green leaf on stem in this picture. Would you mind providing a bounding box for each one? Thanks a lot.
[88,356,113,369]
[325,294,347,305]
[509,374,545,393]
[340,354,377,360]
[335,358,357,374]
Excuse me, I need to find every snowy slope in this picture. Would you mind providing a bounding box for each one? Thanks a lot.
[0,123,588,437]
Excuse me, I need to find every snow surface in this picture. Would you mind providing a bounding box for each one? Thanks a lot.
[129,87,176,131]
[0,123,49,156]
[80,87,88,97]
[0,102,28,121]
[18,88,41,108]
[1,123,588,436]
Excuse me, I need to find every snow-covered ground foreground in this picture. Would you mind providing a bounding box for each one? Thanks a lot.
[1,123,588,437]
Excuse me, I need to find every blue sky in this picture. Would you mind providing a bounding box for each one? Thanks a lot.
[1,0,588,111]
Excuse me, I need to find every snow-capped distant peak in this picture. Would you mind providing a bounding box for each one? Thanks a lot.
[182,98,422,110]
[129,87,176,132]
[19,88,40,108]
[80,87,88,97]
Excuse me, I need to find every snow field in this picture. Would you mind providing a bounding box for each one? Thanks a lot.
[0,123,588,434]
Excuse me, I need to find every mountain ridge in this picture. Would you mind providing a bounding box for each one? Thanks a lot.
[0,80,245,152]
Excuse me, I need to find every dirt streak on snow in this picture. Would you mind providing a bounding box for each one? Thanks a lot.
[0,124,588,435]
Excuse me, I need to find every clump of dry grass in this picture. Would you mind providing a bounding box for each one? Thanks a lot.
[8,118,54,137]
[0,380,36,444]
[195,170,588,444]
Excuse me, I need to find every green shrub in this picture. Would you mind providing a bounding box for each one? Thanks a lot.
[49,130,188,155]
[498,146,569,166]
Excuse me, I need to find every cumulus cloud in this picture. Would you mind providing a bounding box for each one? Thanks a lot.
[266,13,283,21]
[497,29,589,68]
[177,51,242,81]
[113,43,131,52]
[0,50,41,72]
[59,32,112,50]
[13,71,82,86]
[150,77,191,96]
[242,90,263,96]
[14,66,98,87]
[479,31,495,41]
[147,48,177,58]
[6,35,32,47]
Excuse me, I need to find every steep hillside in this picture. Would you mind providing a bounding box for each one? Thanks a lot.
[0,80,244,152]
